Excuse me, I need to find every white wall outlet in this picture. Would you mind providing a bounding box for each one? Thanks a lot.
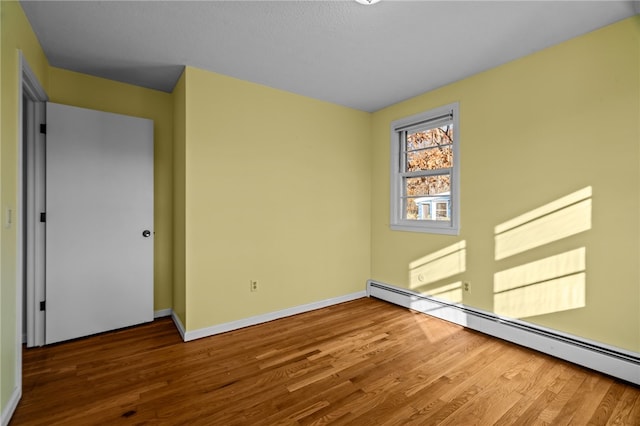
[250,280,258,292]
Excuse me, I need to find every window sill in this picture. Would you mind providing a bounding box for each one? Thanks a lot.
[390,223,460,235]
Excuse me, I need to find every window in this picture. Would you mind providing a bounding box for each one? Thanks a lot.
[390,102,459,234]
[436,201,449,219]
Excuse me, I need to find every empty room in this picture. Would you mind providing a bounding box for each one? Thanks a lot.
[1,1,639,424]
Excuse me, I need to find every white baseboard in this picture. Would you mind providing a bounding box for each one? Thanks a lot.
[1,386,21,426]
[171,311,186,341]
[367,280,640,386]
[154,308,172,318]
[181,291,367,342]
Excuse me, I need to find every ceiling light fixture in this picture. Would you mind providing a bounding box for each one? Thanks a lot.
[355,0,381,5]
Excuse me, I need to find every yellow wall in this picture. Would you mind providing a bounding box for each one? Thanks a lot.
[181,66,371,330]
[172,71,186,327]
[47,67,174,311]
[371,16,640,352]
[0,0,49,410]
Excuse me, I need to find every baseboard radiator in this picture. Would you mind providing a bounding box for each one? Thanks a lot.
[367,280,640,386]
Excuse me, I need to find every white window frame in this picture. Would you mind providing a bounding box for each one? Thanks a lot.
[389,102,460,235]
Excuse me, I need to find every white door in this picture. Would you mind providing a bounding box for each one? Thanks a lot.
[45,103,154,344]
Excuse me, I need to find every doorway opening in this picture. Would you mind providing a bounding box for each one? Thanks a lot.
[19,53,48,349]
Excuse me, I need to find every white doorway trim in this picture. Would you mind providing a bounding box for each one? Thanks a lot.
[21,56,47,348]
[7,51,48,425]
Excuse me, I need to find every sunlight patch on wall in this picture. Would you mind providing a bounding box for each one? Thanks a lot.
[494,248,586,319]
[494,273,585,319]
[409,241,466,289]
[494,187,592,260]
[494,248,586,293]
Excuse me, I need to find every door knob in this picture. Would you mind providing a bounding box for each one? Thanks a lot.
[142,230,151,237]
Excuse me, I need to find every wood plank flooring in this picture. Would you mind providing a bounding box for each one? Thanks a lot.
[10,298,640,425]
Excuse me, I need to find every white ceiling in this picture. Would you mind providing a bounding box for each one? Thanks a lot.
[20,1,639,112]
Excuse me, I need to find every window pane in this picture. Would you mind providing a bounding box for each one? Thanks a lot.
[403,174,451,221]
[404,175,450,197]
[406,125,453,150]
[406,145,452,171]
[405,125,454,172]
[404,195,451,221]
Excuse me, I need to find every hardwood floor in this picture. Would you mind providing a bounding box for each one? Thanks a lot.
[11,298,640,425]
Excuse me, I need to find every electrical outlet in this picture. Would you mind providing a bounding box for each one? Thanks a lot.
[463,281,471,293]
[250,280,258,292]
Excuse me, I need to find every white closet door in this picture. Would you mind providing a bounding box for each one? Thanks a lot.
[45,103,154,344]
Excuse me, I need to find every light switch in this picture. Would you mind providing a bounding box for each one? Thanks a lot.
[5,207,12,229]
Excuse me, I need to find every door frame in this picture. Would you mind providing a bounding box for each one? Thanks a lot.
[19,50,48,357]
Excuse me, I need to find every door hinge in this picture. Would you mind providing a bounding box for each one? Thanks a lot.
[40,301,46,311]
[39,124,46,134]
[40,212,46,223]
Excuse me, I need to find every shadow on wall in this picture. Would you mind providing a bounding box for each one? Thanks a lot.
[409,241,466,304]
[493,187,592,319]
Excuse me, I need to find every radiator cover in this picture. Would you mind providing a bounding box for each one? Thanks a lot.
[367,280,640,386]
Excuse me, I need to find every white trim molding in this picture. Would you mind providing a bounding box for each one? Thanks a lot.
[6,52,49,426]
[367,280,640,386]
[154,308,172,319]
[176,291,366,342]
[1,387,21,426]
[171,311,187,341]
